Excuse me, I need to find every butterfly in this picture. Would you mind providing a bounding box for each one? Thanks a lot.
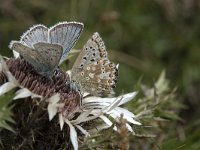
[71,32,118,96]
[9,22,83,77]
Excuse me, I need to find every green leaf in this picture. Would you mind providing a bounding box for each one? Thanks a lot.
[0,90,15,132]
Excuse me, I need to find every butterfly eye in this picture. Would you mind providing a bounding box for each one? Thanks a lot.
[53,68,60,76]
[54,70,58,75]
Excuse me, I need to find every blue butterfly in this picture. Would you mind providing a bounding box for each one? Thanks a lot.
[9,22,83,77]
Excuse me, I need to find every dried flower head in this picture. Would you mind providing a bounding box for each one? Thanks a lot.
[0,57,82,121]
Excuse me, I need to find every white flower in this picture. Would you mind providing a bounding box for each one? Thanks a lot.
[55,91,141,150]
[47,93,64,121]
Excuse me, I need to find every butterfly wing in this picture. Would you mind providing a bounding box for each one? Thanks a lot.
[9,41,63,77]
[9,41,46,73]
[33,42,63,72]
[71,32,118,96]
[48,22,83,64]
[12,25,48,58]
[73,59,118,96]
[20,24,48,48]
[73,32,107,69]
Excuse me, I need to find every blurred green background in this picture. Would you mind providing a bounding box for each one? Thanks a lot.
[0,0,200,149]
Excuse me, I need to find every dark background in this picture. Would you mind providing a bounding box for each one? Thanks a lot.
[0,0,200,149]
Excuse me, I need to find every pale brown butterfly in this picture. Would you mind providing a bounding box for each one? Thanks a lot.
[71,32,118,96]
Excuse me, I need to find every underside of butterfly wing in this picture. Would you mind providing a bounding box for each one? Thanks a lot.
[72,32,118,96]
[73,32,107,69]
[9,41,47,74]
[72,59,118,96]
[33,42,63,72]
